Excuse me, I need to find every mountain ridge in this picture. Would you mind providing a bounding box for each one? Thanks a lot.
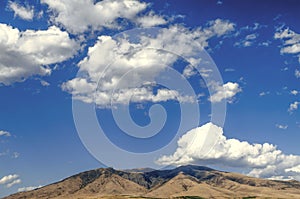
[4,165,300,199]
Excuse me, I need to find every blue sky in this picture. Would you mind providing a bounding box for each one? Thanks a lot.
[0,0,300,197]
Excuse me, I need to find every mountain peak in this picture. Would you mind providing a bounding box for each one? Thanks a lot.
[4,165,300,199]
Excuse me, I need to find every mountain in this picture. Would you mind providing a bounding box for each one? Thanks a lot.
[4,165,300,199]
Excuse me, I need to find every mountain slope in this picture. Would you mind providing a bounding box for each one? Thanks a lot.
[4,165,300,199]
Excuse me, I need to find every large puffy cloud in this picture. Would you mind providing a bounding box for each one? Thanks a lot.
[41,0,148,34]
[156,122,300,180]
[8,1,34,21]
[209,82,242,103]
[0,174,21,188]
[0,24,78,85]
[63,19,235,107]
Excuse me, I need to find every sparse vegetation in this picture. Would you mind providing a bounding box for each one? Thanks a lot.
[175,196,205,199]
[3,166,300,199]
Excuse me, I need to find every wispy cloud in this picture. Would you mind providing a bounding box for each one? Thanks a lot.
[0,130,11,137]
[8,1,34,20]
[18,185,42,192]
[259,91,270,97]
[295,69,300,78]
[276,124,288,130]
[0,174,21,188]
[235,33,258,47]
[275,27,300,64]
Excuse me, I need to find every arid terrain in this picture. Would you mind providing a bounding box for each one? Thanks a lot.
[3,165,300,199]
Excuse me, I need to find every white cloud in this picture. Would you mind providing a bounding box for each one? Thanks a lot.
[0,130,11,137]
[0,24,78,85]
[275,28,300,59]
[0,174,18,184]
[235,33,258,47]
[182,65,197,78]
[136,11,167,27]
[6,179,21,188]
[156,122,300,180]
[276,124,288,130]
[8,1,34,21]
[245,33,257,40]
[199,68,213,78]
[209,82,241,103]
[63,19,235,107]
[259,91,270,97]
[40,80,50,87]
[205,19,235,37]
[217,0,223,5]
[286,165,300,173]
[224,68,235,72]
[0,151,8,156]
[295,69,300,78]
[288,101,300,113]
[259,40,271,47]
[63,82,195,106]
[18,185,42,192]
[12,152,20,159]
[291,90,298,95]
[0,174,21,188]
[41,0,148,34]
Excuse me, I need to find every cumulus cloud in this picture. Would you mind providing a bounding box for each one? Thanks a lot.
[41,0,148,34]
[209,82,241,103]
[0,130,11,137]
[63,19,235,107]
[205,19,235,36]
[8,1,34,21]
[0,174,21,188]
[291,90,298,95]
[136,11,167,27]
[18,185,42,192]
[275,28,300,63]
[62,80,195,106]
[288,101,300,113]
[0,24,78,85]
[157,122,300,180]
